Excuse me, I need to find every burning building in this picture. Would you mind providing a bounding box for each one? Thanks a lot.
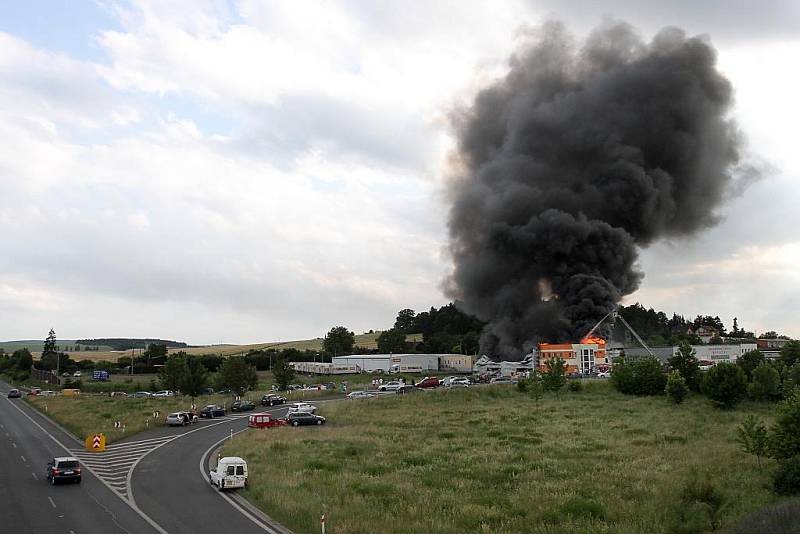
[538,336,609,375]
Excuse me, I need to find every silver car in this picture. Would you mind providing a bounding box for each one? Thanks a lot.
[165,411,197,426]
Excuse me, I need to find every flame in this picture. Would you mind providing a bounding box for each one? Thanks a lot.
[580,336,606,346]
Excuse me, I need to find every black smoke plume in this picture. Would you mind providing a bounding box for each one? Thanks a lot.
[446,21,742,359]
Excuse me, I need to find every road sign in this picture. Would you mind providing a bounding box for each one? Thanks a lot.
[85,432,106,452]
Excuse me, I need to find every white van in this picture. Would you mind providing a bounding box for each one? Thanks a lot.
[209,456,248,490]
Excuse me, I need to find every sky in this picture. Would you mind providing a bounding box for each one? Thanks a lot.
[0,0,798,344]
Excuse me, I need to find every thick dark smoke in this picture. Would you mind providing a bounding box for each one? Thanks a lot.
[446,21,742,360]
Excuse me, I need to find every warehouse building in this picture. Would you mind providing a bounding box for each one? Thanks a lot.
[621,343,758,364]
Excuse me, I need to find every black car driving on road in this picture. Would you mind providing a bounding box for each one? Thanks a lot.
[199,404,226,418]
[285,412,326,426]
[261,394,286,406]
[230,400,255,412]
[47,457,81,485]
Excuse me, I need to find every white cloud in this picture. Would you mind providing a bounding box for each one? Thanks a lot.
[0,1,798,343]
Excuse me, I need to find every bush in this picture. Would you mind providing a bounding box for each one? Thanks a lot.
[612,357,666,396]
[774,457,800,495]
[516,378,529,393]
[748,363,781,401]
[675,477,725,532]
[668,342,701,391]
[736,414,769,468]
[702,362,747,408]
[665,371,689,404]
[737,350,765,381]
[770,390,800,459]
[542,357,566,392]
[567,380,583,392]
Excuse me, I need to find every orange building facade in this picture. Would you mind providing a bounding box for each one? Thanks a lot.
[538,337,608,374]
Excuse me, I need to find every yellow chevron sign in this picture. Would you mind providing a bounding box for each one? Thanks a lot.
[85,433,106,452]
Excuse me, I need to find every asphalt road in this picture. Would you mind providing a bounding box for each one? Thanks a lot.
[131,406,289,534]
[0,380,160,534]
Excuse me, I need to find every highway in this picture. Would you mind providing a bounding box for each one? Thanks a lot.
[0,380,160,534]
[0,380,377,533]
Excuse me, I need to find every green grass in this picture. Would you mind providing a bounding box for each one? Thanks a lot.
[222,383,786,534]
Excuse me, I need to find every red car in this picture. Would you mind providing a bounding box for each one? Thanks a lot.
[415,376,440,389]
[248,413,287,429]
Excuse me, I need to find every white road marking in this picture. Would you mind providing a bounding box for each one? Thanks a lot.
[48,496,56,508]
[70,530,76,534]
[20,455,26,462]
[32,472,38,481]
[12,442,17,448]
[2,395,168,534]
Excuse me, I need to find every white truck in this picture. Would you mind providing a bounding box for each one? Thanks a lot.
[209,456,248,491]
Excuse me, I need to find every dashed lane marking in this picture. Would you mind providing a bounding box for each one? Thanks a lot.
[48,496,56,509]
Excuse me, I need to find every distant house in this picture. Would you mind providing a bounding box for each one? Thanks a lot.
[687,326,718,344]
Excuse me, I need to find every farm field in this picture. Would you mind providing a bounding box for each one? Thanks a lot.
[25,332,423,362]
[222,382,785,534]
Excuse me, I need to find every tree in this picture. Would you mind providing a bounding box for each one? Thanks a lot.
[43,328,57,357]
[377,328,407,353]
[393,309,417,333]
[216,356,257,395]
[323,326,355,357]
[13,348,33,371]
[665,371,689,404]
[769,389,800,459]
[159,354,188,392]
[612,357,667,395]
[780,341,800,367]
[181,356,209,398]
[736,414,768,468]
[702,362,747,408]
[541,357,566,392]
[142,343,168,368]
[737,350,765,381]
[668,342,701,391]
[272,356,295,391]
[748,363,781,401]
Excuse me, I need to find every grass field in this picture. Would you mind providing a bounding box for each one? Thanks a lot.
[28,333,424,362]
[221,382,785,534]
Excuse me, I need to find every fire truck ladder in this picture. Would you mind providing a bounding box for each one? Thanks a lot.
[584,309,655,358]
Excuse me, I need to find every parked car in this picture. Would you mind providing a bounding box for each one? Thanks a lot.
[448,377,471,388]
[216,389,234,396]
[27,387,42,396]
[596,371,612,379]
[109,391,128,397]
[152,390,175,398]
[489,377,516,385]
[346,390,375,399]
[261,394,286,406]
[379,381,404,392]
[46,457,81,485]
[209,456,248,490]
[416,377,441,389]
[201,387,215,395]
[287,402,317,415]
[132,391,151,398]
[231,400,256,412]
[287,384,304,391]
[7,388,21,398]
[440,376,459,387]
[73,371,82,377]
[286,412,326,426]
[39,390,57,397]
[200,405,226,418]
[165,411,197,426]
[248,412,287,429]
[395,384,421,395]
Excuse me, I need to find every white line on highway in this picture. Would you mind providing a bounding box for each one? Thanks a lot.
[70,530,76,534]
[32,472,38,481]
[199,429,284,534]
[2,396,168,534]
[12,442,17,448]
[20,455,26,462]
[48,496,56,509]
